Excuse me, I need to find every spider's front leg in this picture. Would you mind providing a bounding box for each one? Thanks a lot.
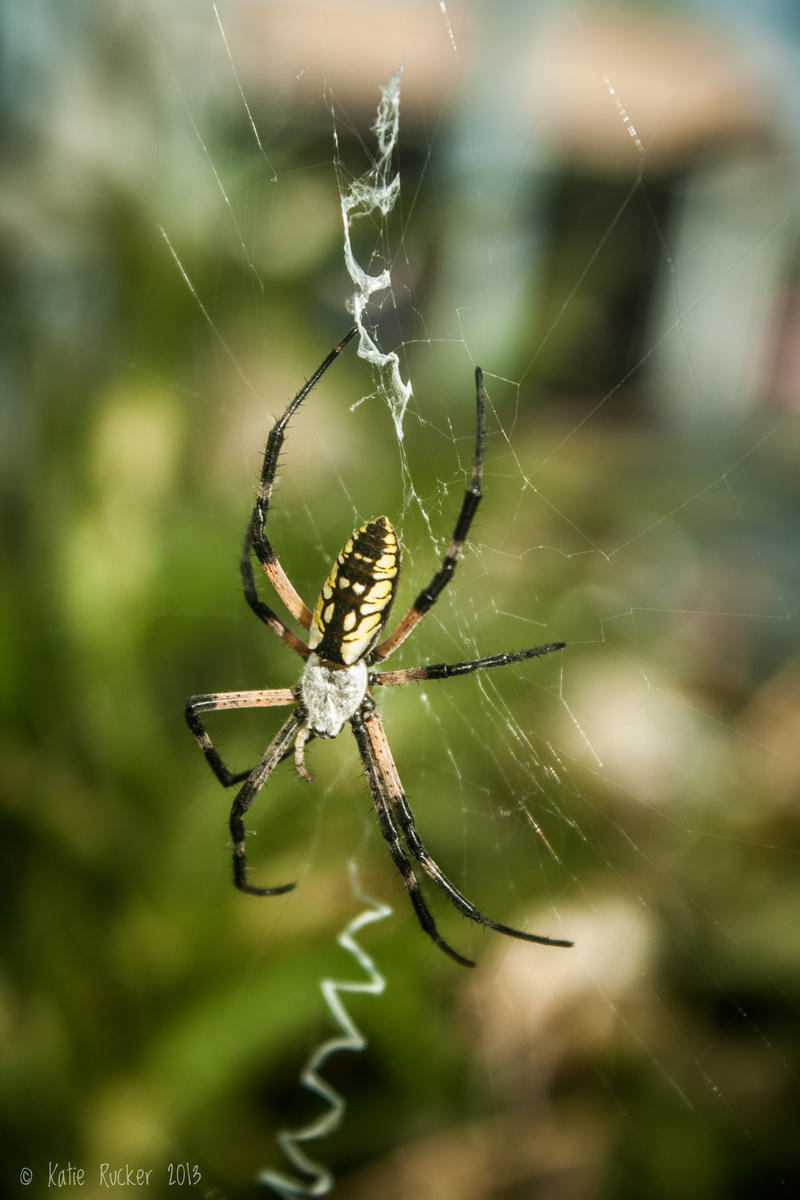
[352,702,572,965]
[186,688,296,787]
[186,687,306,892]
[228,710,304,896]
[351,703,475,967]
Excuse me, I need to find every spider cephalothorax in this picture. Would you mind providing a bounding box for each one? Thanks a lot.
[186,328,571,966]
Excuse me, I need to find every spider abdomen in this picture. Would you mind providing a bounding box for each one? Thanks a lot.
[308,516,400,666]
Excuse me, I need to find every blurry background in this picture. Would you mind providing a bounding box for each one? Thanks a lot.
[2,1,799,1197]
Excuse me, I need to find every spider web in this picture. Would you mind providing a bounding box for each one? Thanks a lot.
[12,2,799,1198]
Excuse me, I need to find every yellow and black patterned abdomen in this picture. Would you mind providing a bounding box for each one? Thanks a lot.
[308,516,400,666]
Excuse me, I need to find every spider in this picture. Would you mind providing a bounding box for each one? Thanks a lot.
[186,327,571,966]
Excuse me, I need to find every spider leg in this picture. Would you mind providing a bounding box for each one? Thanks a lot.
[229,710,304,895]
[358,706,573,954]
[371,641,565,687]
[240,530,310,659]
[245,326,358,632]
[351,708,475,967]
[186,688,296,786]
[372,366,486,663]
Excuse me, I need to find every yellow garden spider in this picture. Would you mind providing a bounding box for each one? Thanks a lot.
[186,327,571,966]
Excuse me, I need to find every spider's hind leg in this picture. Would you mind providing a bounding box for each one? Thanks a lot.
[371,365,487,663]
[244,327,358,634]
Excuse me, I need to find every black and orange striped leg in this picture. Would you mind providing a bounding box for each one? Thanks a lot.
[350,706,474,967]
[186,688,296,786]
[373,365,486,663]
[371,641,565,687]
[353,704,573,963]
[240,531,310,659]
[244,327,358,631]
[228,710,303,896]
